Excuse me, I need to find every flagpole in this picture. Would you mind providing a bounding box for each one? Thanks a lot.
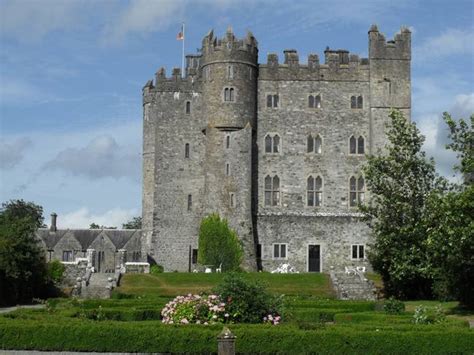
[181,22,185,78]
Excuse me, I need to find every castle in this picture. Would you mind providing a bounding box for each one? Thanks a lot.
[141,25,411,272]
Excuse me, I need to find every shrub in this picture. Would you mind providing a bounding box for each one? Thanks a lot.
[413,305,446,324]
[150,264,164,275]
[161,294,228,325]
[47,260,65,285]
[198,214,243,271]
[384,297,405,314]
[213,273,282,323]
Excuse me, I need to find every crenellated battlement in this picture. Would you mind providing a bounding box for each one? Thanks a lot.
[259,48,369,81]
[142,66,202,97]
[201,27,258,65]
[369,24,411,60]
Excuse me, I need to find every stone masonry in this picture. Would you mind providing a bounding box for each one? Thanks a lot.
[142,25,411,272]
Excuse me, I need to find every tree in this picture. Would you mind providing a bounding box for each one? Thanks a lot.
[426,113,473,308]
[122,216,142,229]
[89,223,117,229]
[0,200,48,306]
[361,110,444,299]
[198,213,243,272]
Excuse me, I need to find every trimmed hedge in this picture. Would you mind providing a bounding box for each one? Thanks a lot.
[0,318,473,354]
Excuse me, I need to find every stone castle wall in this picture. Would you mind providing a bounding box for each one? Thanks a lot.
[142,25,411,272]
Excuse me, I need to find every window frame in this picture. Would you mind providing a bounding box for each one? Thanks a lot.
[307,134,323,154]
[185,101,191,114]
[264,174,281,207]
[308,94,322,109]
[185,143,190,158]
[351,95,363,109]
[272,243,288,260]
[223,87,236,102]
[266,93,279,108]
[264,134,281,154]
[349,175,365,207]
[187,194,192,211]
[307,175,323,207]
[62,250,73,262]
[351,244,365,260]
[348,135,365,155]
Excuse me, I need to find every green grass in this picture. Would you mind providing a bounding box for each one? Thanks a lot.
[118,272,334,297]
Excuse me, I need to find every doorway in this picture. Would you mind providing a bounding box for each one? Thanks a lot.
[308,245,321,272]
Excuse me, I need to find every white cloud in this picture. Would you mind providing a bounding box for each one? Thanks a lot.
[56,207,139,229]
[43,135,140,181]
[0,0,88,42]
[414,28,474,62]
[102,0,185,44]
[0,137,32,169]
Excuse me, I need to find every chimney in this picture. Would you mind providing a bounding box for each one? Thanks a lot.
[50,213,57,232]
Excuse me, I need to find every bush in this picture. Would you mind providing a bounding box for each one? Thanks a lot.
[413,305,446,324]
[213,273,282,323]
[150,264,164,275]
[383,297,405,314]
[47,260,65,285]
[198,214,243,272]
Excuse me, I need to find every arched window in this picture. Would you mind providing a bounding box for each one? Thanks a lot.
[315,95,321,108]
[351,96,357,109]
[307,135,314,153]
[349,136,357,154]
[273,135,280,153]
[224,87,235,102]
[264,175,280,206]
[185,101,191,114]
[314,135,322,154]
[308,95,314,108]
[265,134,280,154]
[357,136,365,154]
[357,95,363,109]
[185,143,190,158]
[349,176,365,207]
[307,175,323,207]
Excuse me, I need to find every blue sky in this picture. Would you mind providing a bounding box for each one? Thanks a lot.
[1,0,473,228]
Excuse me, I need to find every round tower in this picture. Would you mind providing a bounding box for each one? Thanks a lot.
[200,28,258,270]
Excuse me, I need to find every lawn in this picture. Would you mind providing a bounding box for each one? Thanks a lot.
[0,272,473,354]
[118,272,334,297]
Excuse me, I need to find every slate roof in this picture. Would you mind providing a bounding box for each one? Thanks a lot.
[36,228,141,250]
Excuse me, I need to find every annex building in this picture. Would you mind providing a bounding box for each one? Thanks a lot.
[141,25,411,272]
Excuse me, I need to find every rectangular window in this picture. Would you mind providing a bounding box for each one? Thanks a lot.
[62,250,72,262]
[192,249,198,264]
[266,94,279,108]
[352,244,365,259]
[273,244,287,259]
[187,194,192,211]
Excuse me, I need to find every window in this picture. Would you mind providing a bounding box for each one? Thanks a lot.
[264,134,280,154]
[185,143,190,158]
[224,87,235,102]
[227,65,234,79]
[192,249,198,264]
[273,243,287,259]
[226,163,230,176]
[249,67,253,80]
[351,95,363,109]
[307,175,323,207]
[307,134,322,154]
[187,194,192,211]
[226,135,230,149]
[185,101,191,114]
[352,245,365,259]
[264,175,280,206]
[229,192,235,208]
[349,136,364,154]
[308,95,321,108]
[205,66,210,80]
[349,176,365,207]
[62,250,73,262]
[266,94,279,108]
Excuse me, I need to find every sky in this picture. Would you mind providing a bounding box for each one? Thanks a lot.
[1,0,473,229]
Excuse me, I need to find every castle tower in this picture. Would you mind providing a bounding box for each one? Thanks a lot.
[200,27,259,270]
[369,25,411,153]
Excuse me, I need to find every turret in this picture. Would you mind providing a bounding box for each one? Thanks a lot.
[200,27,258,129]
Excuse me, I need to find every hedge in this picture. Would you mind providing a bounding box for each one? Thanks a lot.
[0,318,473,354]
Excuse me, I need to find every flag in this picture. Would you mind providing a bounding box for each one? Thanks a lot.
[177,24,184,41]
